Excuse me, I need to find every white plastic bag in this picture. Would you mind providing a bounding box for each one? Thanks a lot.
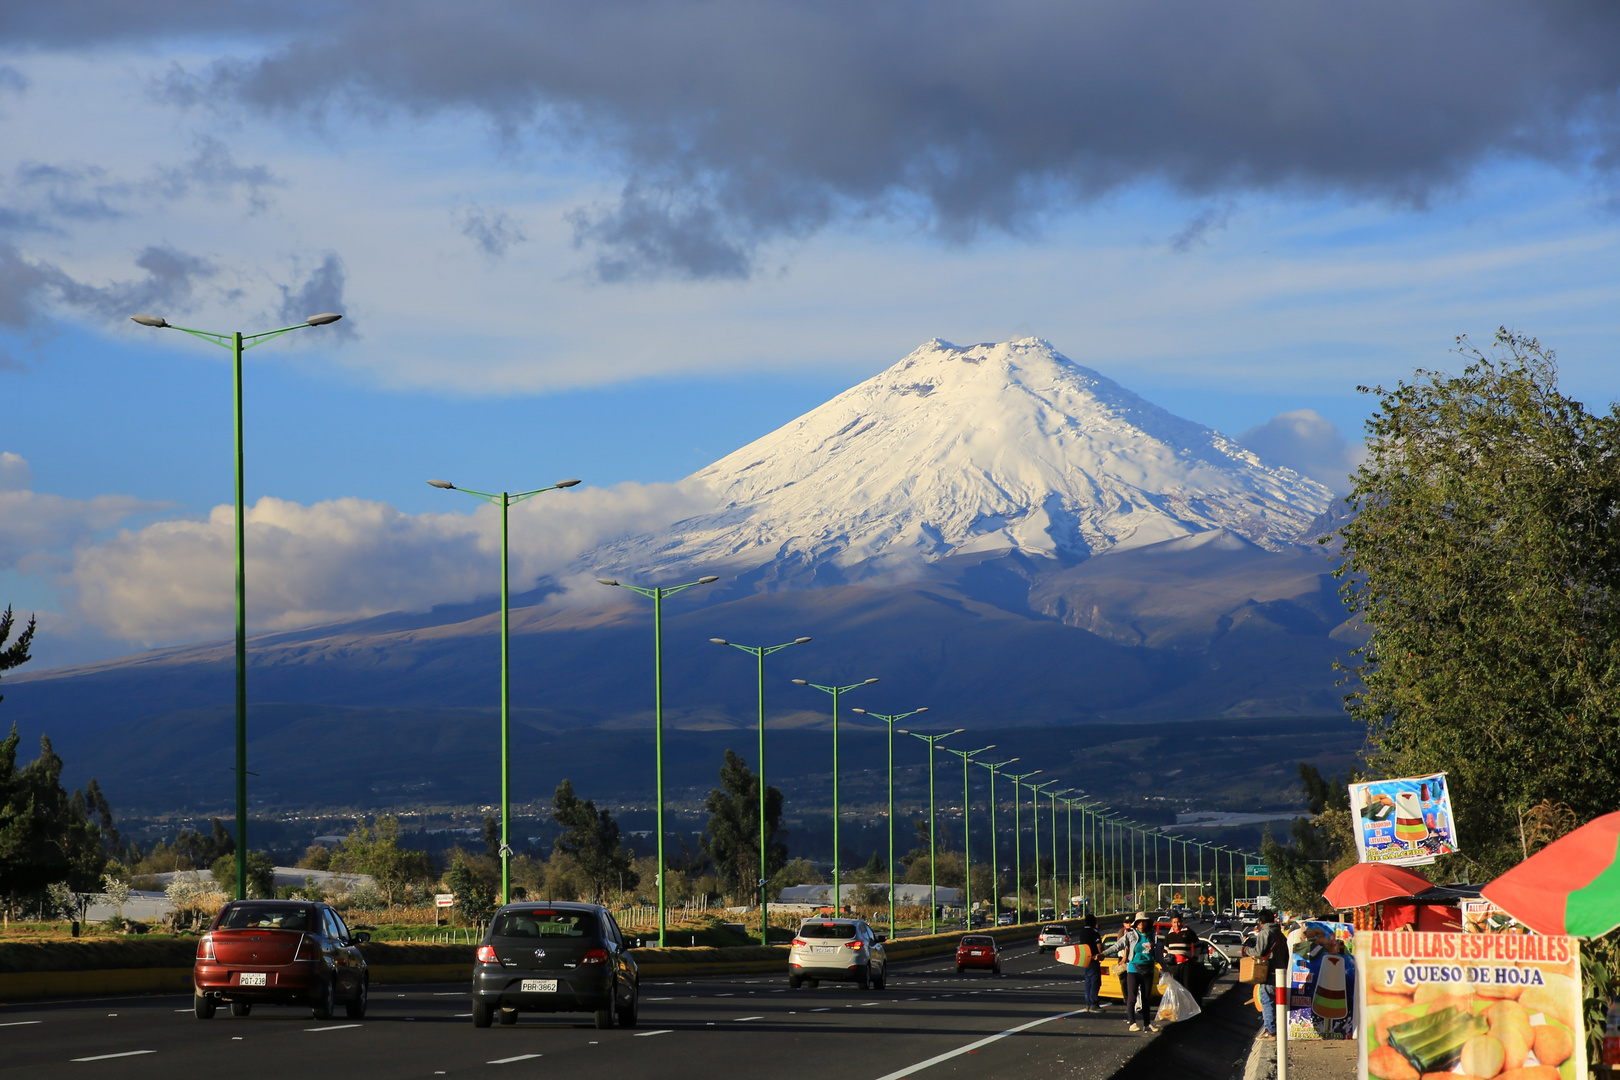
[1155,975,1201,1025]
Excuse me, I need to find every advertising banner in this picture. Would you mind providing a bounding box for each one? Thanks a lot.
[1285,920,1356,1040]
[1357,930,1584,1080]
[1350,772,1459,866]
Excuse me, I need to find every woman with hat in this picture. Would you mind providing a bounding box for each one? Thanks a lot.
[1119,912,1157,1032]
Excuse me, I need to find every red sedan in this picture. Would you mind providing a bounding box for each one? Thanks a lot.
[955,934,1001,974]
[193,900,370,1020]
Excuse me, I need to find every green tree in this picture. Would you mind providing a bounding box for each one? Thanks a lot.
[1336,331,1620,876]
[329,816,434,908]
[211,851,275,899]
[700,750,786,902]
[1261,764,1360,917]
[552,780,639,902]
[447,854,497,923]
[175,819,236,867]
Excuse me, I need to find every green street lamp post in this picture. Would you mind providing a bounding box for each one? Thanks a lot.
[599,574,720,944]
[976,757,1020,925]
[899,726,962,935]
[710,634,812,945]
[792,677,878,917]
[1025,780,1054,917]
[430,477,581,903]
[1047,788,1062,913]
[131,311,343,899]
[1003,769,1041,922]
[941,743,993,930]
[851,707,929,934]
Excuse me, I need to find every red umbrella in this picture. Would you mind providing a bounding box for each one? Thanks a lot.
[1483,810,1620,937]
[1322,862,1434,909]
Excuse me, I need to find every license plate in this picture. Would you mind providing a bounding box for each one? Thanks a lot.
[814,946,837,953]
[238,972,267,987]
[970,950,983,956]
[520,979,558,993]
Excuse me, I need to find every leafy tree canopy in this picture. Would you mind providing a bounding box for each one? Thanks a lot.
[700,750,786,901]
[552,779,639,902]
[1337,331,1620,876]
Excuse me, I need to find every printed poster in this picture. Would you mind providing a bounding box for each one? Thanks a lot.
[1358,930,1584,1080]
[1350,772,1459,866]
[1461,898,1521,935]
[1286,920,1356,1040]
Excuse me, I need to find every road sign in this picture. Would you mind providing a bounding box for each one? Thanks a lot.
[436,893,455,907]
[1246,864,1269,881]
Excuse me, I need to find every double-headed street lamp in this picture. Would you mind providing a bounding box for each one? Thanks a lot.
[976,757,1020,925]
[430,478,581,902]
[792,677,878,916]
[942,743,994,930]
[1025,779,1055,918]
[711,635,812,944]
[130,311,343,900]
[599,574,720,945]
[1002,768,1041,922]
[898,727,963,935]
[851,706,928,933]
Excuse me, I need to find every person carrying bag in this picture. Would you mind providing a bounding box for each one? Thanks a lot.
[1242,910,1284,1039]
[1118,913,1157,1033]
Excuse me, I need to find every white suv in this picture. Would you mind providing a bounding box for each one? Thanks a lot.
[788,919,888,990]
[1037,924,1072,953]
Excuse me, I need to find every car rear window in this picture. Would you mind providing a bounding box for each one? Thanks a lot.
[960,935,994,946]
[492,909,598,939]
[798,922,857,939]
[219,904,313,931]
[1042,925,1066,933]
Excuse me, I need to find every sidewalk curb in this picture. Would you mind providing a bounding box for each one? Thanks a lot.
[1240,1031,1276,1080]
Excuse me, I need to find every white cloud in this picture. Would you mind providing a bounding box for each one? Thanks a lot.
[67,482,708,645]
[1238,410,1364,492]
[0,452,165,568]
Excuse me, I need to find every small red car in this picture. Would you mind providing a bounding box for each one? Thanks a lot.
[193,899,370,1020]
[955,934,1001,974]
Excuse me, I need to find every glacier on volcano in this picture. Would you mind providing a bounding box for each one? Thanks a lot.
[587,337,1331,586]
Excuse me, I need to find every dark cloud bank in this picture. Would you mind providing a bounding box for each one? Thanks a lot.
[7,2,1620,280]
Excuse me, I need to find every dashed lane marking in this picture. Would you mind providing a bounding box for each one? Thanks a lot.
[1,1020,41,1026]
[71,1051,154,1062]
[305,1025,362,1033]
[633,1030,673,1037]
[733,1016,765,1021]
[487,1054,542,1064]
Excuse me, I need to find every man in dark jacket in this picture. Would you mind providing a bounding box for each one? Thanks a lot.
[1243,910,1284,1038]
[1075,913,1104,1012]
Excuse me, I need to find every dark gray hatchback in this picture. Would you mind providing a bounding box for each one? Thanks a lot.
[469,902,639,1029]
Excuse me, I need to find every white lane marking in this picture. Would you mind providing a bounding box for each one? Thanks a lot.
[810,1007,830,1012]
[645,997,674,1001]
[859,1002,880,1006]
[71,1051,155,1062]
[433,992,464,996]
[487,1054,542,1064]
[733,1016,765,1021]
[869,1007,1086,1080]
[0,1020,41,1026]
[715,993,734,997]
[305,1024,362,1032]
[454,1013,473,1017]
[633,1029,673,1037]
[232,1037,242,1040]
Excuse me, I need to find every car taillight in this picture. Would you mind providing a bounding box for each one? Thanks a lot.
[581,948,609,965]
[845,941,863,950]
[295,934,317,961]
[791,939,807,947]
[197,936,215,961]
[476,945,499,964]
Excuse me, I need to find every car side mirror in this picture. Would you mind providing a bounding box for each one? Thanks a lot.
[353,931,371,944]
[874,933,886,943]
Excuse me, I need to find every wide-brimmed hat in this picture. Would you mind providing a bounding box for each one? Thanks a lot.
[1133,911,1148,922]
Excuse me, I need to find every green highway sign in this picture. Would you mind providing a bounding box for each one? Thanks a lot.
[1246,863,1270,880]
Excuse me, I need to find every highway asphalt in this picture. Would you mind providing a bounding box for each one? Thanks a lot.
[1,939,1232,1079]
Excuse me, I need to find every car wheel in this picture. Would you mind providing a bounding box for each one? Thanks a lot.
[594,1003,615,1030]
[229,1001,251,1017]
[956,964,965,974]
[472,1001,494,1028]
[789,975,802,989]
[194,994,216,1020]
[616,983,639,1028]
[310,976,336,1021]
[856,968,870,991]
[499,1007,517,1026]
[345,977,368,1019]
[874,967,886,991]
[809,978,820,989]
[993,965,1002,975]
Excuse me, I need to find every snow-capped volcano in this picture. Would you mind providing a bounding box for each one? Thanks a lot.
[590,338,1331,583]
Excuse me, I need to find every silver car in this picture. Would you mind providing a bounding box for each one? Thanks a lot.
[1036,924,1072,953]
[788,918,888,990]
[1207,929,1246,959]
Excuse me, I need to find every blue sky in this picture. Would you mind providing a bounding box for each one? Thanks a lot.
[4,6,1620,667]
